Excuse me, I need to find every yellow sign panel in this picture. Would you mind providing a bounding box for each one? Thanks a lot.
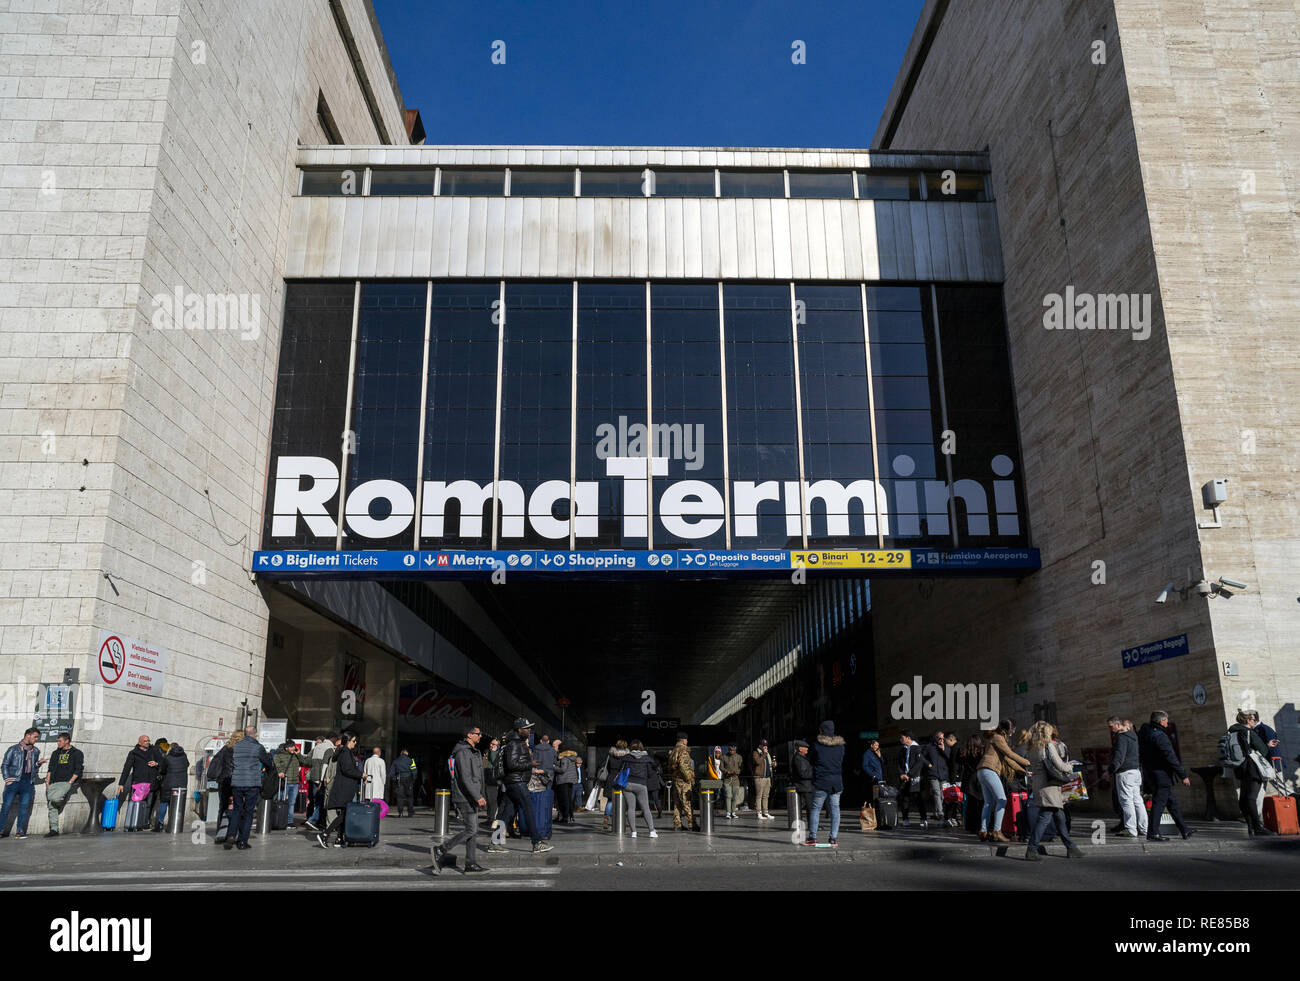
[789,550,912,569]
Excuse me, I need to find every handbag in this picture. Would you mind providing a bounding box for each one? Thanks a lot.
[613,764,630,789]
[859,804,877,831]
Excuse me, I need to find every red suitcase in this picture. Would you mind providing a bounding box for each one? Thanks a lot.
[1001,791,1027,839]
[1263,796,1298,835]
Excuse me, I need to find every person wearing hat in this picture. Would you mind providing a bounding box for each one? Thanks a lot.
[806,720,846,846]
[790,740,814,833]
[721,744,744,819]
[666,733,697,831]
[501,718,552,854]
[751,739,775,820]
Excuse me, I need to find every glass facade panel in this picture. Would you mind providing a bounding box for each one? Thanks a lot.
[345,284,425,549]
[719,170,786,198]
[856,171,920,201]
[925,172,989,202]
[788,171,854,199]
[421,283,500,548]
[299,168,359,196]
[580,170,645,197]
[576,283,647,547]
[501,283,573,548]
[439,168,505,196]
[650,169,716,197]
[867,286,946,545]
[651,284,725,549]
[724,284,799,548]
[264,283,356,546]
[369,168,438,196]
[797,286,874,546]
[509,169,576,196]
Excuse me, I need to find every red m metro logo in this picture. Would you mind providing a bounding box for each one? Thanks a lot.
[436,554,449,566]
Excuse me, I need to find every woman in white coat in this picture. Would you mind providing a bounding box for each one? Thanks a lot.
[363,747,387,803]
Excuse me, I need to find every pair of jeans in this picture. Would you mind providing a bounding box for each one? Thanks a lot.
[1116,769,1147,834]
[231,786,260,844]
[1146,771,1188,837]
[808,789,841,839]
[976,768,1006,832]
[284,784,299,819]
[307,782,325,825]
[441,797,479,864]
[0,777,35,834]
[926,777,944,820]
[503,782,538,844]
[1027,805,1072,848]
[46,780,76,832]
[624,782,655,832]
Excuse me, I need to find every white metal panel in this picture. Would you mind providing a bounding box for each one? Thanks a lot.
[839,199,862,280]
[431,198,455,277]
[717,198,738,279]
[592,198,614,277]
[550,197,575,278]
[825,200,848,280]
[664,197,684,279]
[958,202,984,281]
[647,196,667,279]
[502,196,524,277]
[447,197,472,276]
[465,197,488,277]
[892,201,916,279]
[628,196,649,278]
[788,198,811,279]
[286,198,310,277]
[375,196,400,277]
[392,197,417,278]
[681,197,702,278]
[524,148,544,165]
[594,149,612,166]
[484,197,507,275]
[943,204,967,281]
[521,196,543,277]
[857,201,881,280]
[699,197,720,278]
[770,199,792,279]
[575,196,595,277]
[924,203,948,281]
[412,197,435,276]
[577,149,596,166]
[355,196,381,278]
[734,198,757,278]
[320,197,346,278]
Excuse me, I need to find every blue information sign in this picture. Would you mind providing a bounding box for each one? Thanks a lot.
[1120,633,1190,669]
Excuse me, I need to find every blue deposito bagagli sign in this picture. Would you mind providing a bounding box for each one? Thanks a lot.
[1120,633,1190,669]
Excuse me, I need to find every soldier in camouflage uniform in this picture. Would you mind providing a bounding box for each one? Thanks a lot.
[667,734,696,831]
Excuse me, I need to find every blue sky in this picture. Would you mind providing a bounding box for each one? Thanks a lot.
[371,0,924,148]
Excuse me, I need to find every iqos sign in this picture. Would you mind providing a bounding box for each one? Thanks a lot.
[269,452,1022,544]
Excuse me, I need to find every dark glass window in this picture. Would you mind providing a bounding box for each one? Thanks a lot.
[867,286,946,546]
[344,284,425,550]
[925,172,989,202]
[422,283,500,548]
[577,283,647,547]
[651,284,725,549]
[299,168,361,196]
[439,168,505,196]
[579,170,646,197]
[856,171,920,201]
[509,169,576,196]
[501,283,573,548]
[797,286,874,546]
[264,283,356,547]
[934,286,1025,546]
[788,171,854,199]
[649,169,716,197]
[724,284,798,548]
[719,170,786,198]
[368,168,438,195]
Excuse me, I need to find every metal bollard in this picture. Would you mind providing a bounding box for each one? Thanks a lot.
[613,789,625,836]
[166,788,187,834]
[700,789,714,835]
[434,790,450,836]
[256,796,274,834]
[787,788,800,830]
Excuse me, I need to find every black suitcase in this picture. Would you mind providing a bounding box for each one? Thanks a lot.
[344,799,380,847]
[876,796,899,829]
[121,796,151,831]
[272,777,291,830]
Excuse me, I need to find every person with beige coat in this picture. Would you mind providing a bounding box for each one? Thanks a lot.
[1024,721,1082,861]
[974,720,1029,842]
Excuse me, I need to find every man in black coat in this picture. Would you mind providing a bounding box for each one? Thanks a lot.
[118,735,164,830]
[895,731,924,826]
[920,731,950,829]
[790,740,814,830]
[1138,710,1192,841]
[501,719,552,854]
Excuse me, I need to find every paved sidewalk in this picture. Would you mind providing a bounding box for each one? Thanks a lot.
[0,807,1292,877]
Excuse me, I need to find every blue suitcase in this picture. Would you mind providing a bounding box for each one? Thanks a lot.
[101,797,119,830]
[529,788,554,840]
[344,799,380,847]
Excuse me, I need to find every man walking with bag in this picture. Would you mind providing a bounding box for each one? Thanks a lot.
[432,724,490,875]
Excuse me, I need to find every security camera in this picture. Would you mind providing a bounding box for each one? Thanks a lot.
[1219,576,1249,591]
[1194,579,1213,597]
[1156,583,1176,604]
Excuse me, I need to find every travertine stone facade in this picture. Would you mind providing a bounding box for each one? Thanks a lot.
[872,0,1298,802]
[0,0,407,828]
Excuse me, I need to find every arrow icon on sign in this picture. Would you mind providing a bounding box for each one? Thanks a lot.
[424,555,435,566]
[540,555,552,566]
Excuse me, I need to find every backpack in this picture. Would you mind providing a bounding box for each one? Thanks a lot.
[1218,730,1246,768]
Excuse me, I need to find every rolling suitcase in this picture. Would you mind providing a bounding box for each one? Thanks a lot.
[272,777,291,830]
[529,788,554,840]
[344,795,381,847]
[875,784,900,829]
[121,796,151,832]
[101,797,119,830]
[1001,791,1027,839]
[1263,795,1298,835]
